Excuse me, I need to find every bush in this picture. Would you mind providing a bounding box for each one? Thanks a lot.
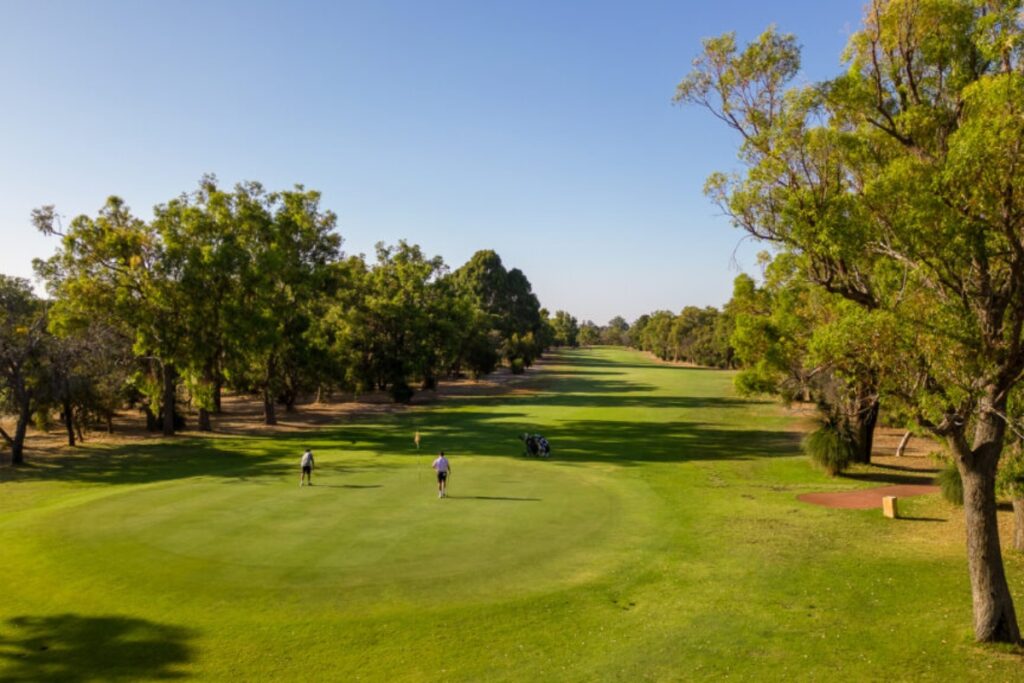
[997,444,1024,500]
[32,410,54,433]
[803,417,857,476]
[510,358,525,375]
[390,381,415,404]
[937,460,964,506]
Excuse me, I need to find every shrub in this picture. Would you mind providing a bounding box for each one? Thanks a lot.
[997,444,1024,500]
[937,461,964,506]
[390,381,415,404]
[803,417,857,476]
[32,410,54,433]
[510,358,525,375]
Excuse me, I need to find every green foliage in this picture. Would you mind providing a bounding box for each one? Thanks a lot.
[803,415,857,476]
[329,241,448,402]
[627,306,734,368]
[550,311,579,347]
[600,316,630,345]
[578,321,600,346]
[33,179,556,423]
[997,444,1024,501]
[452,250,547,370]
[678,15,1024,644]
[0,275,52,462]
[937,461,964,507]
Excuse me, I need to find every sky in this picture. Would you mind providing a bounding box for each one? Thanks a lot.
[0,0,865,323]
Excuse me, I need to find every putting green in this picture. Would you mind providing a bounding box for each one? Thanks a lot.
[2,347,1022,681]
[32,457,658,605]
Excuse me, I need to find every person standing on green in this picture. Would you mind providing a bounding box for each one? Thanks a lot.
[432,451,450,498]
[300,448,315,487]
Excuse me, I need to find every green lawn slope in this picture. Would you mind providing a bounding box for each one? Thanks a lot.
[1,347,1021,680]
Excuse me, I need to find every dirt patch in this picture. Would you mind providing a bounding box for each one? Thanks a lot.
[798,484,939,510]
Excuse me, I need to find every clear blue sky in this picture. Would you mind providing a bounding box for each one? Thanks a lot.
[0,0,863,323]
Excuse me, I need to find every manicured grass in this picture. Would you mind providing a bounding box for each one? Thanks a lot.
[1,347,1022,680]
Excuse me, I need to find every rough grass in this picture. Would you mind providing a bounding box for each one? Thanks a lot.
[1,347,1022,681]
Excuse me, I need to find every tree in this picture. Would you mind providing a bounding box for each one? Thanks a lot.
[331,242,446,402]
[551,311,580,347]
[678,2,1024,642]
[46,320,133,445]
[219,183,341,424]
[602,316,630,346]
[729,255,892,465]
[0,276,49,464]
[151,177,248,429]
[453,250,546,369]
[578,321,600,346]
[35,200,188,436]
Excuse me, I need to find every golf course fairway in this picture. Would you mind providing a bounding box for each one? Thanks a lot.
[1,347,1022,680]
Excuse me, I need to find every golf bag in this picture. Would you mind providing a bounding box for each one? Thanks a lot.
[521,433,551,458]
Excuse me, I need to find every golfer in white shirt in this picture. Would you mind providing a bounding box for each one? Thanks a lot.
[432,452,451,498]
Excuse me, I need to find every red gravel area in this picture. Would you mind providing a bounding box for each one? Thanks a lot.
[798,485,939,509]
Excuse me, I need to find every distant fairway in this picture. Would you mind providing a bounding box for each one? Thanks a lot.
[1,348,1022,680]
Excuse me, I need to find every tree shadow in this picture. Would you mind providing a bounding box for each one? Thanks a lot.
[543,350,717,372]
[840,471,937,486]
[0,614,194,681]
[899,516,947,522]
[464,386,755,411]
[0,436,409,487]
[0,440,290,487]
[445,495,541,502]
[313,484,384,489]
[341,411,801,466]
[0,347,796,483]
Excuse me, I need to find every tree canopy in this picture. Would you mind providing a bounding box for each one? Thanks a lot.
[0,179,553,460]
[678,0,1024,644]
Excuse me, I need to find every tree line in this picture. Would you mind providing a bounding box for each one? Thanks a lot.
[677,0,1024,644]
[573,309,735,369]
[1,177,583,464]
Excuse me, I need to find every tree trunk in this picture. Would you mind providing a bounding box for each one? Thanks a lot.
[106,414,113,434]
[62,398,76,447]
[1013,499,1024,554]
[953,399,1021,643]
[162,364,177,436]
[213,377,223,414]
[11,401,30,466]
[263,388,277,426]
[198,407,212,432]
[263,356,277,425]
[896,430,912,457]
[144,405,159,432]
[0,426,12,465]
[850,398,880,465]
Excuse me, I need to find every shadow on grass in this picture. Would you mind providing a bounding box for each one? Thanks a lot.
[841,471,937,486]
[313,484,384,489]
[1,347,797,482]
[446,495,541,502]
[0,614,194,681]
[0,438,409,487]
[543,350,717,372]
[344,412,802,467]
